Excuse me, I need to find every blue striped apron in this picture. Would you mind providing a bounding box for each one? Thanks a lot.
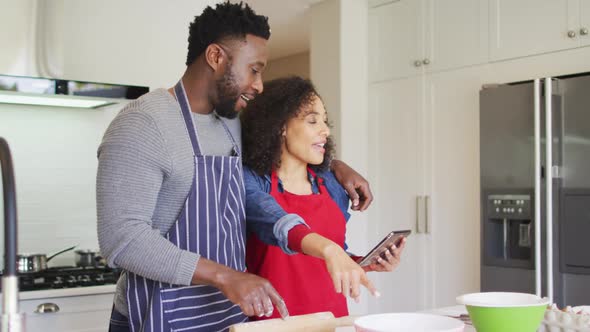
[126,81,248,332]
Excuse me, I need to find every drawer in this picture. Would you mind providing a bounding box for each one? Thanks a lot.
[20,293,114,332]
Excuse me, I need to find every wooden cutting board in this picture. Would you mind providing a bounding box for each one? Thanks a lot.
[229,312,357,332]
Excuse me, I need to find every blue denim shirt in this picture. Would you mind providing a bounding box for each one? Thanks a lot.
[244,166,351,254]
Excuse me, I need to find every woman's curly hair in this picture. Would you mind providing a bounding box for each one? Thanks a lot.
[241,76,335,176]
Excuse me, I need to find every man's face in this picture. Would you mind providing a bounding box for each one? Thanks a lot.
[214,34,268,119]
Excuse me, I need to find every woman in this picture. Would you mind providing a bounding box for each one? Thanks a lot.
[241,76,406,318]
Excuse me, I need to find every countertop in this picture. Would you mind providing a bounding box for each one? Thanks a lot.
[16,284,116,300]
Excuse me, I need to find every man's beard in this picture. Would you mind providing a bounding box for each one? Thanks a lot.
[214,67,240,119]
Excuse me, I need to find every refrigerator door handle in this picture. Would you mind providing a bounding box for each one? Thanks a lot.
[545,77,554,303]
[503,218,508,260]
[534,79,542,298]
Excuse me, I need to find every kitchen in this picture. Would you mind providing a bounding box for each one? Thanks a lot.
[1,0,590,331]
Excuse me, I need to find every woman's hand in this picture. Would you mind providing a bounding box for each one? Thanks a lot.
[361,237,406,272]
[322,244,379,302]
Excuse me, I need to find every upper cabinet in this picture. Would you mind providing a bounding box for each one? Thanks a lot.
[369,0,423,81]
[369,0,489,82]
[489,0,589,60]
[424,0,489,73]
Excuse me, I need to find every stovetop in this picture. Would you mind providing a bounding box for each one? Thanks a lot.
[1,266,121,292]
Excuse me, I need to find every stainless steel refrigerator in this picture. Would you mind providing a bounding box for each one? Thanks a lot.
[480,73,590,307]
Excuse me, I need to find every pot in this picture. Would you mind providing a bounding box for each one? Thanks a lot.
[17,245,76,273]
[74,249,105,268]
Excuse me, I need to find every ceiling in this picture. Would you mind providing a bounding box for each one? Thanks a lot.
[239,0,325,60]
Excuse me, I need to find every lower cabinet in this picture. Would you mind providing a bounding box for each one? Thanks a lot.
[20,293,113,332]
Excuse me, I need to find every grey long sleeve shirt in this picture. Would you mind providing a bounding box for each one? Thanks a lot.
[96,88,239,316]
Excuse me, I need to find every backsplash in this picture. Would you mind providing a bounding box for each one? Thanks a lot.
[0,101,126,267]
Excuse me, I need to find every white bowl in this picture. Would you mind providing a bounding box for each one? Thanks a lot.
[354,313,465,332]
[456,292,550,307]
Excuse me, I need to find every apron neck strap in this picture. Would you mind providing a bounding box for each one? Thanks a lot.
[174,80,202,156]
[270,170,281,193]
[174,80,241,157]
[270,167,324,194]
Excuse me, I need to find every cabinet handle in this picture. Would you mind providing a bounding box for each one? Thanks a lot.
[424,195,430,234]
[416,196,422,233]
[34,302,60,314]
[422,58,431,65]
[567,30,577,38]
[581,27,589,36]
[414,60,423,67]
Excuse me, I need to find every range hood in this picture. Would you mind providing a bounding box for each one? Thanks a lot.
[0,74,148,109]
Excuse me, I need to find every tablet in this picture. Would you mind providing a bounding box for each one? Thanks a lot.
[357,229,411,267]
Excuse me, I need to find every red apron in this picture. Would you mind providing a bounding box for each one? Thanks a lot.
[246,169,348,319]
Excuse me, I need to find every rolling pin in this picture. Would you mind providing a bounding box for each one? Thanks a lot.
[229,312,358,332]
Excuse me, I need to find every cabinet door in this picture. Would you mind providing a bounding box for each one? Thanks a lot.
[367,77,430,312]
[425,67,483,307]
[369,0,423,82]
[20,293,113,332]
[580,0,590,46]
[424,0,488,72]
[489,0,579,61]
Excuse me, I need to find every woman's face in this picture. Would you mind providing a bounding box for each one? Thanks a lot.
[281,95,330,166]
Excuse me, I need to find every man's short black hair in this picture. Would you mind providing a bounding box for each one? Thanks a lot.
[186,1,271,66]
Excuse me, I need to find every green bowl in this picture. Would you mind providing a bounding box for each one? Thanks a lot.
[456,292,549,332]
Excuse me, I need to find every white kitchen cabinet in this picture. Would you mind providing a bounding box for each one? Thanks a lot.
[366,0,590,315]
[424,0,489,73]
[369,0,423,81]
[18,292,113,332]
[489,0,589,60]
[425,67,482,307]
[369,0,488,82]
[367,76,430,312]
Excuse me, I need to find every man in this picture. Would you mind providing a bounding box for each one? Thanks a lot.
[97,2,373,332]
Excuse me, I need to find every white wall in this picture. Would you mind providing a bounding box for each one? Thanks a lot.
[263,52,310,81]
[311,0,342,155]
[0,102,125,266]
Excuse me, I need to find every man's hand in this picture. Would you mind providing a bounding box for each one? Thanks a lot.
[216,269,289,318]
[331,160,373,211]
[192,258,289,318]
